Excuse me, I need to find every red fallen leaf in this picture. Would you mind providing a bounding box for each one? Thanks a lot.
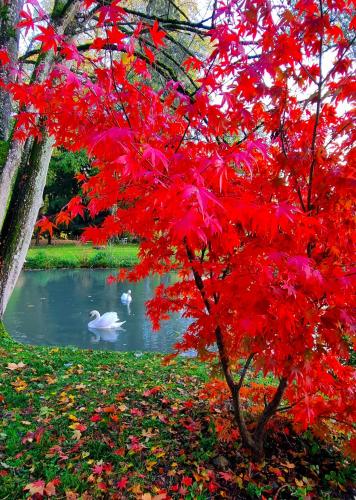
[92,464,103,475]
[143,386,162,397]
[208,481,218,493]
[46,445,69,461]
[113,447,125,456]
[116,476,128,489]
[181,476,193,487]
[97,482,108,491]
[45,478,60,497]
[130,408,144,417]
[71,423,87,432]
[102,405,116,413]
[219,471,234,481]
[269,466,283,476]
[90,414,101,422]
[22,426,45,445]
[0,470,8,477]
[24,479,45,495]
[115,391,126,400]
[103,463,113,474]
[35,427,45,443]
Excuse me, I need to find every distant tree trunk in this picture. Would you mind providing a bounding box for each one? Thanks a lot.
[0,0,81,318]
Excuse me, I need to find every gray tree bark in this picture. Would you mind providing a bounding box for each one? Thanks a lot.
[0,0,23,141]
[0,131,54,316]
[0,0,81,318]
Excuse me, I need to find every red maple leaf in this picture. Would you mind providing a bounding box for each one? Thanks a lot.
[17,10,35,34]
[0,49,10,65]
[35,25,61,52]
[143,45,155,64]
[116,476,128,489]
[149,20,166,48]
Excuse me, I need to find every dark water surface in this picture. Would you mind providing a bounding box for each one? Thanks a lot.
[4,270,191,353]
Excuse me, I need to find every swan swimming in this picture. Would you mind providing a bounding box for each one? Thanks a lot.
[121,290,132,304]
[88,310,126,329]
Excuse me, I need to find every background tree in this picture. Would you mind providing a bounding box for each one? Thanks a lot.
[0,0,213,317]
[0,0,82,316]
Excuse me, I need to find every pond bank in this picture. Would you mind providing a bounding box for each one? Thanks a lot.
[25,243,139,269]
[0,325,354,499]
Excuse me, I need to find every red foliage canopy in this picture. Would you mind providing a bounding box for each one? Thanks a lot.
[3,0,355,455]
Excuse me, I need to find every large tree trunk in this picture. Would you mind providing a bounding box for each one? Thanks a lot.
[0,0,81,317]
[0,139,32,230]
[0,0,23,141]
[0,130,54,316]
[0,0,24,229]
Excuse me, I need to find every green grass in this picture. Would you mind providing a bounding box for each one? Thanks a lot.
[0,324,354,499]
[25,243,139,269]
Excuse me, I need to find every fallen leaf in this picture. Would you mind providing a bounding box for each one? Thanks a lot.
[24,479,45,495]
[7,362,26,371]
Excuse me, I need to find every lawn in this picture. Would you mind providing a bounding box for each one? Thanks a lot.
[25,244,139,269]
[0,325,354,499]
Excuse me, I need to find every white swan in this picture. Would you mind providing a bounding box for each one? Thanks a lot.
[121,290,132,304]
[88,310,126,329]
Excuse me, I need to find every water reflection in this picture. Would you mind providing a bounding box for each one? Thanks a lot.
[88,327,126,343]
[4,269,191,353]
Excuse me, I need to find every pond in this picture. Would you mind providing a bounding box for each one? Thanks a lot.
[4,269,192,353]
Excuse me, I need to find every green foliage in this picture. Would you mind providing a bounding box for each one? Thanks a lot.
[45,149,88,214]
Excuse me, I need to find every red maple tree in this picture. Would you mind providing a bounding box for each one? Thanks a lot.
[3,0,355,459]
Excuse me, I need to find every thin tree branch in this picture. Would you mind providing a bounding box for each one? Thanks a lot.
[307,0,324,211]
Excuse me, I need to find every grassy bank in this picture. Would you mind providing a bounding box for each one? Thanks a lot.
[0,325,354,499]
[25,244,139,269]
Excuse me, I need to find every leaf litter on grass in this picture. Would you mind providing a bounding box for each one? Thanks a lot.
[0,329,354,499]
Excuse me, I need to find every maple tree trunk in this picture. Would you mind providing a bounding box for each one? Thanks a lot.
[215,324,288,460]
[184,240,287,460]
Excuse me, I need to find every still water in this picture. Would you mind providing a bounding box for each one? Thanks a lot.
[4,270,191,353]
